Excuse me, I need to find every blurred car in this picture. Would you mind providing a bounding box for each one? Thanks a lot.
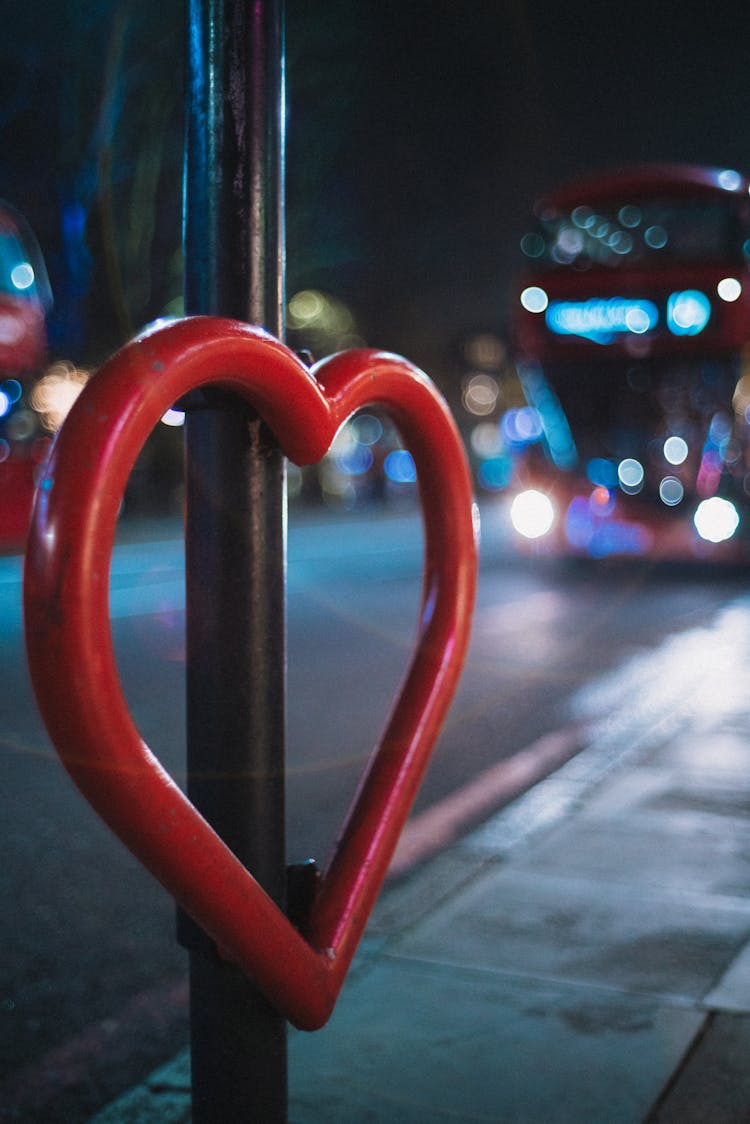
[0,202,52,549]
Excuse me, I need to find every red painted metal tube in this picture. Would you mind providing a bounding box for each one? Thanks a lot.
[23,316,477,1030]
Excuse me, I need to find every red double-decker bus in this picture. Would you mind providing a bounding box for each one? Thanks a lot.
[507,164,750,561]
[0,202,51,549]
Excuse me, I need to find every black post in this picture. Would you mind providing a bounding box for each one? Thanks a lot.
[181,0,287,1120]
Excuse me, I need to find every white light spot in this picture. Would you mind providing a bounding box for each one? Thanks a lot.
[520,286,549,314]
[694,497,739,543]
[10,262,34,291]
[659,476,684,506]
[717,277,742,302]
[625,306,651,334]
[510,489,555,539]
[617,458,645,493]
[664,435,688,465]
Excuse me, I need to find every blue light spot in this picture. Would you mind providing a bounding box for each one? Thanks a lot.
[565,497,650,557]
[608,230,633,255]
[0,391,11,419]
[644,225,668,249]
[2,380,21,404]
[62,201,86,241]
[352,413,383,446]
[501,407,543,446]
[518,362,578,469]
[718,168,743,191]
[586,458,618,487]
[618,205,641,228]
[709,412,732,444]
[571,206,595,229]
[384,449,417,484]
[477,456,513,492]
[666,290,711,336]
[334,444,373,476]
[520,232,545,258]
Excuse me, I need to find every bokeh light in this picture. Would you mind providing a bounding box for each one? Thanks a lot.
[510,489,555,539]
[659,476,684,506]
[10,262,35,291]
[618,458,645,494]
[694,496,739,542]
[30,362,90,432]
[520,286,548,313]
[717,277,742,302]
[663,435,688,465]
[462,373,499,416]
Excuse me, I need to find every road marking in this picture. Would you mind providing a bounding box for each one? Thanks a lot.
[389,725,585,877]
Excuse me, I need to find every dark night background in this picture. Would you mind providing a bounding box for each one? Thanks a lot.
[3,0,750,390]
[4,9,750,1115]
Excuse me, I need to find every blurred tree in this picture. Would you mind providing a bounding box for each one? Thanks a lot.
[1,0,374,361]
[1,0,184,361]
[286,0,373,304]
[87,1,184,351]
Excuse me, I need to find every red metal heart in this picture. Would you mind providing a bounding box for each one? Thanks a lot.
[23,317,477,1030]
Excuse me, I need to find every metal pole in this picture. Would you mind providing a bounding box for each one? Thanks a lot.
[181,0,287,1119]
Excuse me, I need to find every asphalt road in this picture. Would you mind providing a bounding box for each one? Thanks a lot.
[1,502,747,1120]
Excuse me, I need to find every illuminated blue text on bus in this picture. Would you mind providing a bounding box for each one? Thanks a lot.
[545,298,659,343]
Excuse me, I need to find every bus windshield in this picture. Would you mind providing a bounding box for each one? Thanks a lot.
[522,198,745,270]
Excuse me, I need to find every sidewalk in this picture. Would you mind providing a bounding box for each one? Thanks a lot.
[92,598,750,1123]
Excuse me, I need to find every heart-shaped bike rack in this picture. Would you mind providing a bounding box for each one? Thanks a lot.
[23,316,477,1030]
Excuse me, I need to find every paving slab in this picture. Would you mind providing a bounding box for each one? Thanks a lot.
[287,959,703,1124]
[575,763,750,824]
[703,942,750,1012]
[508,801,750,899]
[366,851,493,938]
[391,866,750,1001]
[91,1052,190,1123]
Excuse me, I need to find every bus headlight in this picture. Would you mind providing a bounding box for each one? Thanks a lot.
[510,489,555,539]
[693,496,739,543]
[666,290,711,336]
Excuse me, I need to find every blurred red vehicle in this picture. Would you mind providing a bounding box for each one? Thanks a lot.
[506,164,750,561]
[0,202,51,550]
